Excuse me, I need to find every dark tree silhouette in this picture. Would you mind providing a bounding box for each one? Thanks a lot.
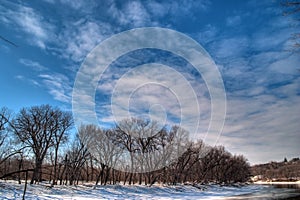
[12,104,72,184]
[51,110,73,185]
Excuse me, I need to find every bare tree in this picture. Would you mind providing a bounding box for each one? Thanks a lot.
[0,107,12,165]
[79,125,123,186]
[11,104,70,184]
[2,107,251,185]
[64,133,89,185]
[51,110,73,185]
[110,118,139,184]
[109,119,190,185]
[225,155,251,183]
[0,107,23,173]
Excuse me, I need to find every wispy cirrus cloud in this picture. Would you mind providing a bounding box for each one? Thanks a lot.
[2,0,299,165]
[17,58,73,105]
[0,2,54,49]
[15,75,40,87]
[39,73,72,103]
[220,90,300,164]
[109,1,152,27]
[93,48,216,142]
[1,0,211,64]
[146,0,211,20]
[19,58,48,71]
[59,0,90,10]
[202,2,300,163]
[107,0,211,28]
[226,15,242,27]
[57,19,114,63]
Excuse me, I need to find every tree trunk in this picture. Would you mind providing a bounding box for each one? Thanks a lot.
[129,173,133,185]
[139,173,142,185]
[124,172,129,185]
[95,166,104,186]
[90,157,94,182]
[22,171,28,200]
[52,147,59,185]
[31,158,43,184]
[105,167,111,185]
[18,156,23,184]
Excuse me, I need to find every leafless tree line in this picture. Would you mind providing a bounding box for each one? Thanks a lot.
[0,105,251,186]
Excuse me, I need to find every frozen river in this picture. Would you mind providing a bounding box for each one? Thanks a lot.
[226,184,300,200]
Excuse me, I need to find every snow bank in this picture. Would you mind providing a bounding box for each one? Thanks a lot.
[0,180,296,200]
[254,181,300,185]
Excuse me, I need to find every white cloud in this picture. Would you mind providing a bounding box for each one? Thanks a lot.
[43,0,55,3]
[59,0,97,11]
[39,73,72,103]
[252,29,292,51]
[219,93,300,164]
[96,62,213,141]
[269,54,300,75]
[148,0,210,18]
[60,0,85,9]
[146,1,168,18]
[201,6,300,163]
[107,0,211,29]
[0,3,54,49]
[250,51,290,68]
[212,37,249,59]
[19,58,48,71]
[197,24,218,43]
[226,16,241,27]
[3,0,298,165]
[58,19,113,62]
[123,1,150,27]
[109,1,152,27]
[15,75,40,87]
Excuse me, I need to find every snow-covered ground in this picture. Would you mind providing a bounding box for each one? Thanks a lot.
[254,180,300,184]
[1,180,300,200]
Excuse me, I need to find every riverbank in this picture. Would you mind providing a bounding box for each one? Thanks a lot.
[254,181,300,185]
[228,182,300,200]
[0,180,274,199]
[1,180,300,199]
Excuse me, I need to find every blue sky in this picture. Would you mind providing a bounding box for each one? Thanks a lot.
[0,0,299,164]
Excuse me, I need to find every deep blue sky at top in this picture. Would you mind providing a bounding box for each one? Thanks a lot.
[0,0,299,164]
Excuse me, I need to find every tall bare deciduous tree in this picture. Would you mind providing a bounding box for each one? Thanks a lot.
[64,133,89,185]
[109,118,189,185]
[12,104,72,184]
[0,107,24,173]
[51,110,73,185]
[79,124,123,186]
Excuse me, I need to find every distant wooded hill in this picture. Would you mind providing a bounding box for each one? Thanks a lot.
[251,158,300,181]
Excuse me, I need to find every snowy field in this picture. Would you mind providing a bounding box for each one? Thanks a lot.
[1,180,300,200]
